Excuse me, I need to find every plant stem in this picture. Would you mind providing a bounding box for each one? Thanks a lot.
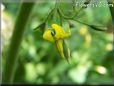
[108,0,114,80]
[109,2,114,23]
[2,2,34,84]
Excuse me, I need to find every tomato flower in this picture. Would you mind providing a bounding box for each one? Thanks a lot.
[43,24,71,62]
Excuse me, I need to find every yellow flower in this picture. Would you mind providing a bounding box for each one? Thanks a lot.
[43,24,71,61]
[43,24,71,42]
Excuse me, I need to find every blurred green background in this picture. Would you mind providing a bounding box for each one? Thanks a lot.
[1,0,114,84]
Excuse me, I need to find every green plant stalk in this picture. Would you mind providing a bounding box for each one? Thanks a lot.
[2,3,34,83]
[109,1,114,80]
[107,0,114,23]
[109,5,114,23]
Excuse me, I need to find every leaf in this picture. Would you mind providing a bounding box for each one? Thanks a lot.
[33,22,46,34]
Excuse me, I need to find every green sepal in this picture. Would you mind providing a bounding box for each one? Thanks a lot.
[63,40,71,64]
[33,22,46,34]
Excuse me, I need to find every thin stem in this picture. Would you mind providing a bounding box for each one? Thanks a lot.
[58,0,92,19]
[44,8,55,22]
[2,2,34,84]
[44,0,58,22]
[58,6,106,31]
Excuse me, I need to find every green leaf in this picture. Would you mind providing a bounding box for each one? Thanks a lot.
[33,22,46,34]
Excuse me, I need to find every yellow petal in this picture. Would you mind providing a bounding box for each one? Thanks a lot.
[51,24,65,40]
[43,29,55,43]
[55,40,65,59]
[51,24,71,40]
[51,24,64,32]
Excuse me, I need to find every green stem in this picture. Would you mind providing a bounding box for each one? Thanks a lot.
[109,2,114,23]
[44,0,58,22]
[110,7,114,22]
[108,0,114,79]
[2,2,34,83]
[44,8,55,22]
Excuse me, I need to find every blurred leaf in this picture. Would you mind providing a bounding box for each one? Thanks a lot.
[34,22,46,34]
